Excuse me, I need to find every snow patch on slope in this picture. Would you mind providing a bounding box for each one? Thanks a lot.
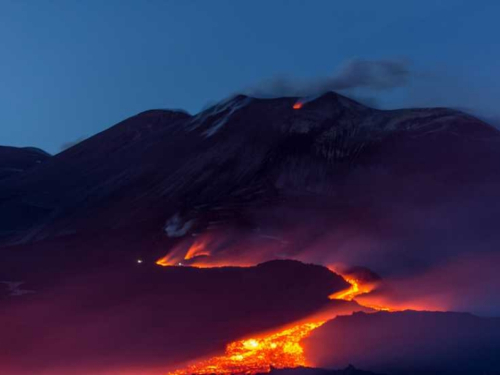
[188,96,252,137]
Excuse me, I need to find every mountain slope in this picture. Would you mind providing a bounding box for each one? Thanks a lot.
[305,311,500,374]
[0,146,50,180]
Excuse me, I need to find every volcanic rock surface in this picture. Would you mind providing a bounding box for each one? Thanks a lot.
[263,365,384,375]
[305,311,500,374]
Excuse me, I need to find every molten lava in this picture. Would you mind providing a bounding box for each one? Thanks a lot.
[329,276,393,312]
[329,276,370,301]
[156,246,402,374]
[293,102,303,110]
[167,321,325,375]
[162,266,395,374]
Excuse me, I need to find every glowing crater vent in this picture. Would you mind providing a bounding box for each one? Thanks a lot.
[166,321,325,375]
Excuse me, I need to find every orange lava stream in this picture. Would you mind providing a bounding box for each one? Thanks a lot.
[329,277,370,301]
[155,256,397,374]
[163,272,395,375]
[167,321,325,375]
[329,277,394,312]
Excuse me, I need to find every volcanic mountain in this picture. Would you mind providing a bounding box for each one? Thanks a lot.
[2,92,500,302]
[1,92,500,374]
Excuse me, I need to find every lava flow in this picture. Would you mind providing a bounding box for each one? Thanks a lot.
[161,268,391,374]
[167,321,325,375]
[156,250,396,374]
[329,276,370,301]
[329,276,393,312]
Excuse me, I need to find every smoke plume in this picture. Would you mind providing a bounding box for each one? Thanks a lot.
[245,58,410,99]
[240,57,500,127]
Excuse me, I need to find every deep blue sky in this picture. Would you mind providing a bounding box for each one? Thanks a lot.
[1,0,499,154]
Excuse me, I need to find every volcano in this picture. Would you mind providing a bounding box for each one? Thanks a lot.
[1,92,500,374]
[2,92,499,250]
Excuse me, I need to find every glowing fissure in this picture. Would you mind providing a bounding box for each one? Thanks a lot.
[167,322,325,375]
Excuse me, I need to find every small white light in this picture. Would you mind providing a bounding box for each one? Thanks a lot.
[137,259,143,264]
[178,262,183,266]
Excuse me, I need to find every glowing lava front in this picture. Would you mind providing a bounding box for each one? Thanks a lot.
[167,321,325,375]
[329,276,369,301]
[293,102,303,109]
[329,276,393,312]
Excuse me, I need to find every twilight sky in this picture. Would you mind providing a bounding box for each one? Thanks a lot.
[1,0,499,154]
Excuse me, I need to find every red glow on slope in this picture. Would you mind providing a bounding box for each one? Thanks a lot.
[156,238,212,266]
[184,241,211,260]
[156,253,177,266]
[293,102,303,110]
